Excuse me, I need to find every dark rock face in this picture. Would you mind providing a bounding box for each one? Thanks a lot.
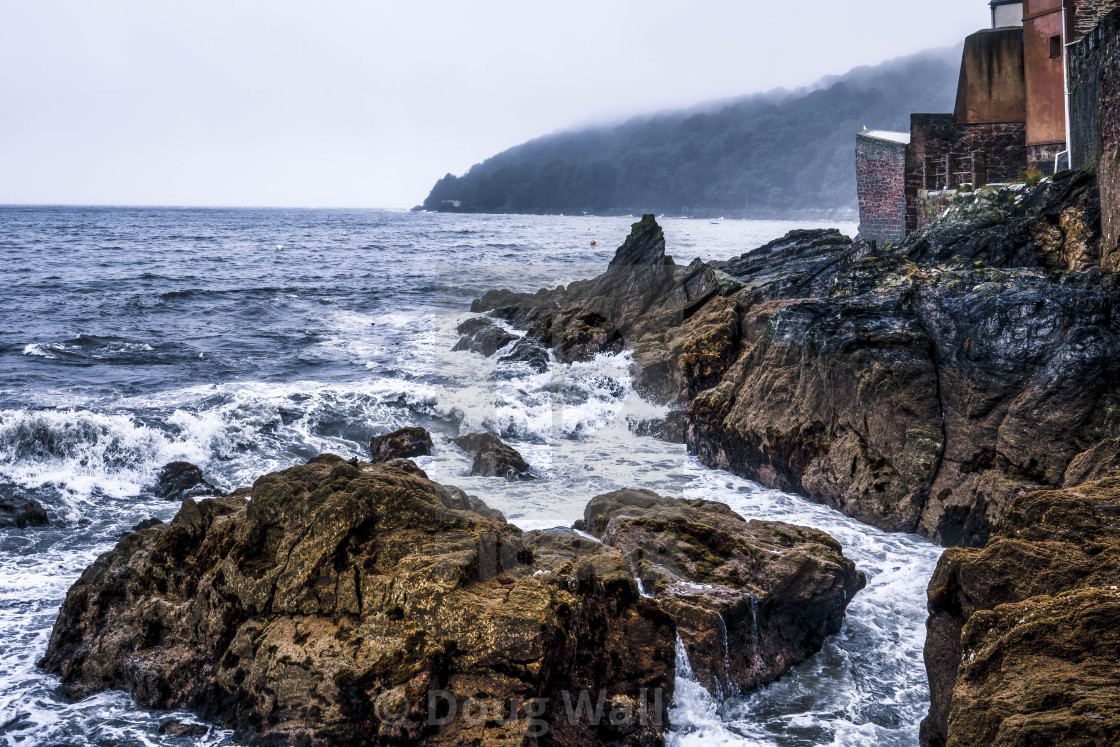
[451,317,516,356]
[39,455,675,746]
[0,495,49,528]
[905,171,1101,274]
[151,462,220,502]
[467,177,1119,545]
[368,427,433,463]
[498,339,550,372]
[578,489,865,697]
[630,411,688,444]
[452,433,534,480]
[920,476,1120,746]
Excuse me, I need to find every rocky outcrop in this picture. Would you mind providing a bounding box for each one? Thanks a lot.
[466,179,1118,545]
[369,427,433,463]
[40,455,675,746]
[151,462,221,502]
[0,494,49,528]
[577,489,865,697]
[452,318,516,357]
[920,475,1120,746]
[904,171,1101,274]
[452,433,535,480]
[630,411,688,444]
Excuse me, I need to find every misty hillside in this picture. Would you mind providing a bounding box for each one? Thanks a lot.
[421,48,961,218]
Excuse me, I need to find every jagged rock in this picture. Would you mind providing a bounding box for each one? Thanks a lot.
[451,317,516,356]
[1064,438,1120,486]
[466,176,1120,545]
[151,462,221,502]
[498,339,550,373]
[39,455,675,746]
[630,411,688,444]
[0,495,49,528]
[577,489,865,697]
[920,476,1120,746]
[452,433,534,480]
[473,215,678,363]
[905,171,1101,274]
[132,517,163,531]
[368,427,433,463]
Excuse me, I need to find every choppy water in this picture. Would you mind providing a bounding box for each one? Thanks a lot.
[0,206,938,746]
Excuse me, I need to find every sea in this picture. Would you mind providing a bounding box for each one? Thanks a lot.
[0,206,941,746]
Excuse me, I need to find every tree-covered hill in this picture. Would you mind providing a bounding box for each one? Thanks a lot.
[421,48,961,218]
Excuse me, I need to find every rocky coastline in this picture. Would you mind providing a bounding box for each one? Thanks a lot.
[464,171,1120,744]
[40,450,863,745]
[36,171,1120,744]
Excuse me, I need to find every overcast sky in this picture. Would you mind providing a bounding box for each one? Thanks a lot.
[0,1,991,208]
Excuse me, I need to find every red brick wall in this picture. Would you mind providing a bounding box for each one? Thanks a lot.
[856,134,908,243]
[1069,8,1120,271]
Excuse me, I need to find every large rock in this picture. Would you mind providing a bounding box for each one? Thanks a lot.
[0,494,49,528]
[466,177,1120,545]
[920,476,1120,746]
[451,318,516,357]
[577,489,865,697]
[39,455,675,746]
[151,462,221,502]
[452,433,535,480]
[369,426,433,463]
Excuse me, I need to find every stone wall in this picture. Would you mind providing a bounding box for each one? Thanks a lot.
[1072,0,1120,40]
[905,114,1028,232]
[1027,142,1065,173]
[1070,8,1120,271]
[856,134,908,243]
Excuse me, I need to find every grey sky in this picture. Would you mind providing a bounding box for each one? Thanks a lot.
[0,1,989,208]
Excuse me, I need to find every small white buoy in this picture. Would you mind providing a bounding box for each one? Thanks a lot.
[276,244,284,250]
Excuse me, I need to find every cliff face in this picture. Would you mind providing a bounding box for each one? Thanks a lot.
[919,474,1120,746]
[471,172,1117,546]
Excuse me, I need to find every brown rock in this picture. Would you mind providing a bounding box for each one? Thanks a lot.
[920,476,1120,746]
[369,426,432,463]
[452,433,534,480]
[578,489,865,697]
[39,455,675,746]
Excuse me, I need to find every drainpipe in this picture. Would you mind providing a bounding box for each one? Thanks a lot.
[1060,0,1074,170]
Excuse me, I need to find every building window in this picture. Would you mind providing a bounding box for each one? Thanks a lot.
[1050,35,1062,58]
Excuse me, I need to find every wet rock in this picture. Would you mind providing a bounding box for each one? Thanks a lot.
[497,338,550,372]
[451,317,515,356]
[920,476,1120,747]
[630,411,688,444]
[152,462,220,502]
[39,454,675,746]
[0,495,49,529]
[465,177,1120,546]
[158,719,209,737]
[452,432,535,480]
[132,517,163,532]
[579,489,865,697]
[1064,438,1120,486]
[905,171,1101,274]
[438,484,506,522]
[368,426,433,463]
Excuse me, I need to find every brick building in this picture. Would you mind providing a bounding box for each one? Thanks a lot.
[856,131,909,243]
[857,0,1120,239]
